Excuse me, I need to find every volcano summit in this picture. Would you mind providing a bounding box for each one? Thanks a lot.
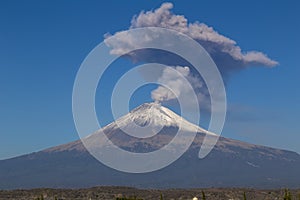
[0,103,299,189]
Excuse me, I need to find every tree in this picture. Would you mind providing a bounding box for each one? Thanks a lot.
[35,194,44,200]
[243,191,247,200]
[284,189,292,200]
[160,193,164,200]
[201,191,206,200]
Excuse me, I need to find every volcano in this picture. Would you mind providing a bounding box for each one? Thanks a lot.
[0,103,299,189]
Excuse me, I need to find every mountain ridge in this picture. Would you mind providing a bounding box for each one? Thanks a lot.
[0,103,299,189]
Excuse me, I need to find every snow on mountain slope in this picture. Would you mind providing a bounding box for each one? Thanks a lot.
[47,102,216,153]
[1,103,300,189]
[103,102,216,138]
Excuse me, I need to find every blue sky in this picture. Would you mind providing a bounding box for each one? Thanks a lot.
[0,0,299,159]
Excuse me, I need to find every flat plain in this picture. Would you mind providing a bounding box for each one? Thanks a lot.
[0,186,299,200]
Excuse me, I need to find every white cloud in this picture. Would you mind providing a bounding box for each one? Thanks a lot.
[104,2,278,107]
[129,2,278,68]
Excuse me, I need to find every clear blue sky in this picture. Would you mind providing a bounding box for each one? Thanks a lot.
[0,0,299,159]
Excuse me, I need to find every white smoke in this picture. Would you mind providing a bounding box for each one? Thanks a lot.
[106,2,278,68]
[105,2,278,107]
[151,66,205,105]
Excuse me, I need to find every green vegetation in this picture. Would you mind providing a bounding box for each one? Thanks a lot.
[201,191,206,200]
[35,195,44,200]
[6,188,300,200]
[113,189,299,200]
[284,189,292,200]
[160,193,164,200]
[243,191,247,200]
[116,196,143,200]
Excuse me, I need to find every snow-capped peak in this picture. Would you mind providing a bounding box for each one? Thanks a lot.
[107,102,216,136]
